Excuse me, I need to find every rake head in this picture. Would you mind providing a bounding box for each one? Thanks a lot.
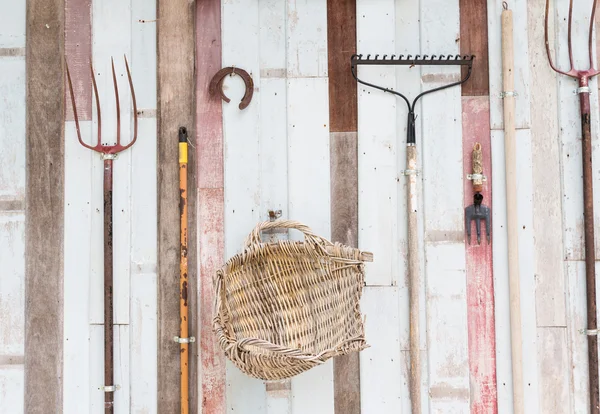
[545,0,600,81]
[65,55,138,155]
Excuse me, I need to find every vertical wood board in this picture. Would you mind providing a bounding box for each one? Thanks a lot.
[461,97,498,414]
[157,0,195,411]
[24,0,64,411]
[196,0,227,412]
[65,0,91,120]
[459,0,490,96]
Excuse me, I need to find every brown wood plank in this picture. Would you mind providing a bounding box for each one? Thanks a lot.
[157,0,196,412]
[328,0,360,411]
[459,0,489,96]
[327,0,357,133]
[64,0,91,120]
[196,0,227,412]
[24,0,65,411]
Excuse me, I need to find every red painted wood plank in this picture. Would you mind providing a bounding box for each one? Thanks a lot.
[65,0,91,121]
[196,1,226,413]
[196,0,223,190]
[462,96,498,414]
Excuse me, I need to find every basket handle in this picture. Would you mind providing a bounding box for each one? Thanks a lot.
[244,219,333,249]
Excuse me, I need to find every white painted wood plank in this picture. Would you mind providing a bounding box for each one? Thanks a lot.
[113,326,130,412]
[63,120,93,413]
[356,0,398,287]
[130,272,157,413]
[566,261,591,413]
[286,0,327,78]
[221,1,265,412]
[259,0,286,75]
[537,327,570,413]
[359,287,404,413]
[0,366,24,413]
[91,0,132,325]
[130,0,157,405]
[487,0,532,130]
[418,1,469,412]
[0,0,25,48]
[287,77,333,414]
[0,214,25,355]
[259,2,290,409]
[89,325,104,412]
[527,0,566,328]
[491,129,540,414]
[0,58,26,199]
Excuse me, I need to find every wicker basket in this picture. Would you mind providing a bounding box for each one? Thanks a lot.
[213,219,373,381]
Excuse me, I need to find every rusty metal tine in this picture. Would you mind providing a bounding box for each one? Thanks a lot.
[589,0,598,69]
[544,0,576,77]
[568,0,574,70]
[65,59,95,151]
[120,55,138,151]
[111,57,121,146]
[90,61,102,149]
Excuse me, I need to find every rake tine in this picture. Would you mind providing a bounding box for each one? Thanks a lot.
[90,61,102,149]
[120,55,138,151]
[111,57,121,146]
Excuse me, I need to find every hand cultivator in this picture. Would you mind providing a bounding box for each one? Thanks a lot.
[545,0,599,411]
[66,55,138,413]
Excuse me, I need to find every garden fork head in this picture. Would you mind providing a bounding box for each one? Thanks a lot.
[65,55,138,156]
[544,0,600,85]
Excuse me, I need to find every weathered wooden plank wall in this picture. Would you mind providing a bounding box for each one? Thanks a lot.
[0,2,26,412]
[3,0,600,413]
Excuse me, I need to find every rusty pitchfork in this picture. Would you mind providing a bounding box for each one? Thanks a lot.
[65,55,138,413]
[545,0,599,411]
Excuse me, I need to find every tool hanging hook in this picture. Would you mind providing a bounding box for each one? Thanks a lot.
[209,66,254,110]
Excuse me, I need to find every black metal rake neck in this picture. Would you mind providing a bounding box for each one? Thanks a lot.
[350,53,474,144]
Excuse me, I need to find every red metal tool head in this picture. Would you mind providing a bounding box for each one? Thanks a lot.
[544,0,600,82]
[66,55,138,155]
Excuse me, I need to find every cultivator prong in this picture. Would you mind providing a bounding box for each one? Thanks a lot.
[544,1,600,412]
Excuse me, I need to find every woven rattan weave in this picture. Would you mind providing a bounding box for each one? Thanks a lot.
[213,220,373,381]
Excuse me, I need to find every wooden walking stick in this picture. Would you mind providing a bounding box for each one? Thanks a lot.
[544,0,600,411]
[176,126,193,413]
[66,55,138,413]
[501,4,524,413]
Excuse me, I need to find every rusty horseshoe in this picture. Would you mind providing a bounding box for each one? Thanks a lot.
[209,66,254,110]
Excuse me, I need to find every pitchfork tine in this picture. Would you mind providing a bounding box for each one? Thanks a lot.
[90,61,101,149]
[111,57,120,146]
[65,58,95,151]
[120,55,138,151]
[590,0,598,69]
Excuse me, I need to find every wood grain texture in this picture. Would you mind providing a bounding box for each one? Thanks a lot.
[24,0,64,411]
[459,0,489,96]
[64,0,91,121]
[196,0,226,412]
[330,132,360,414]
[328,1,359,411]
[327,0,357,133]
[461,97,498,414]
[157,0,195,412]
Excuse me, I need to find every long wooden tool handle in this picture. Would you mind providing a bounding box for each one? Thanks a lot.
[103,159,115,414]
[179,127,190,414]
[501,5,524,413]
[407,144,421,414]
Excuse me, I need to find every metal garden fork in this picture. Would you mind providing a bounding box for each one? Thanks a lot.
[65,55,138,413]
[544,0,599,411]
